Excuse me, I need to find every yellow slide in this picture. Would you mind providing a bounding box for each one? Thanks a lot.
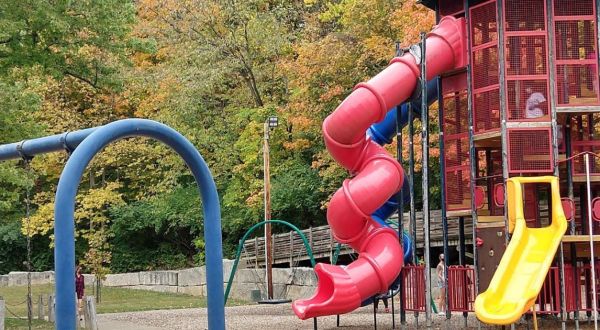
[474,176,568,325]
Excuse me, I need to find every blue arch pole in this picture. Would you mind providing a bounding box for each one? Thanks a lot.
[53,119,225,330]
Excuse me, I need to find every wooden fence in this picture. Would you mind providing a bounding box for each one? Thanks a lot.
[242,210,474,267]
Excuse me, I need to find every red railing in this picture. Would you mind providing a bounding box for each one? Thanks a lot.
[402,265,426,312]
[525,266,561,314]
[402,265,594,315]
[565,263,600,312]
[448,266,476,312]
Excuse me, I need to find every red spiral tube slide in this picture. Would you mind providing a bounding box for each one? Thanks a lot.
[292,16,466,320]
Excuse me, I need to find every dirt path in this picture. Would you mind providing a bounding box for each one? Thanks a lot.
[96,303,586,329]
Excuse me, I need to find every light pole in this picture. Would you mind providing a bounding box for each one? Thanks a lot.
[263,116,278,300]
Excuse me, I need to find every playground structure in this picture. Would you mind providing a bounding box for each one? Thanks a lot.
[285,0,600,327]
[1,1,600,330]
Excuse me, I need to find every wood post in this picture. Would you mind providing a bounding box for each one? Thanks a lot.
[48,294,55,323]
[84,296,98,330]
[254,237,259,267]
[289,231,294,266]
[37,294,44,320]
[0,298,5,330]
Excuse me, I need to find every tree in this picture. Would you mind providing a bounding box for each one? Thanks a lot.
[0,0,137,89]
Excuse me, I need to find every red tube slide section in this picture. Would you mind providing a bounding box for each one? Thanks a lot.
[292,16,466,320]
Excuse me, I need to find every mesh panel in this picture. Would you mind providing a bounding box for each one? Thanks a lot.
[443,92,469,135]
[506,36,548,76]
[554,0,594,16]
[557,64,599,105]
[470,0,501,136]
[472,47,499,89]
[470,1,498,47]
[474,88,501,133]
[505,0,546,32]
[445,168,472,210]
[507,80,550,121]
[443,73,471,212]
[445,138,470,167]
[439,0,464,17]
[553,2,599,106]
[508,128,554,173]
[571,114,600,175]
[555,21,597,61]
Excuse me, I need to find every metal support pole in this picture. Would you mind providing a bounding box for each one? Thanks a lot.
[584,154,598,330]
[395,41,407,326]
[497,2,513,328]
[419,32,432,327]
[263,122,274,300]
[408,101,417,266]
[391,289,396,328]
[459,215,467,323]
[459,217,466,265]
[565,117,580,329]
[408,100,419,322]
[464,0,480,311]
[437,73,450,320]
[545,2,566,326]
[373,301,378,330]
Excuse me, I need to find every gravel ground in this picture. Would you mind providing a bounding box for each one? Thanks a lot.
[97,303,596,329]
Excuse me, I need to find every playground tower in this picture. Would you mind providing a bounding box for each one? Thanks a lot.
[420,0,600,325]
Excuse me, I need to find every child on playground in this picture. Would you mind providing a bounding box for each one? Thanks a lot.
[75,266,85,319]
[374,294,390,313]
[436,253,446,316]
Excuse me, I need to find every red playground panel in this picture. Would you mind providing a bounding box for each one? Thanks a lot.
[402,266,426,312]
[448,266,476,312]
[507,128,554,173]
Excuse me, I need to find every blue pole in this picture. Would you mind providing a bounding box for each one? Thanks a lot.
[53,119,224,330]
[0,128,96,161]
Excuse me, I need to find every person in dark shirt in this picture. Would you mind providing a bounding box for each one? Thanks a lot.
[75,266,85,317]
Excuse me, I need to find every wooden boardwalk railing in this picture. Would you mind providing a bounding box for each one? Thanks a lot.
[242,210,475,267]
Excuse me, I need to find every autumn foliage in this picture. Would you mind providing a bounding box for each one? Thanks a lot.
[0,0,438,274]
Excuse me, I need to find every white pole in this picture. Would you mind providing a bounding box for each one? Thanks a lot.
[0,298,5,330]
[584,153,598,330]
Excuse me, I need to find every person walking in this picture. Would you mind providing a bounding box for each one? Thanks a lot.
[436,253,446,315]
[75,266,85,319]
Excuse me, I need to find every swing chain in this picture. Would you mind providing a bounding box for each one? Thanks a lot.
[19,150,33,330]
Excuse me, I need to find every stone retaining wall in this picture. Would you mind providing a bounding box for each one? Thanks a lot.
[0,260,317,302]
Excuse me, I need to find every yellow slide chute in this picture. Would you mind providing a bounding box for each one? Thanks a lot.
[474,176,568,325]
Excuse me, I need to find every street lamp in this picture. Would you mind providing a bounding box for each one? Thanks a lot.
[263,116,277,300]
[267,116,279,130]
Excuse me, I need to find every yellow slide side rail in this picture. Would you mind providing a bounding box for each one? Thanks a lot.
[506,176,565,233]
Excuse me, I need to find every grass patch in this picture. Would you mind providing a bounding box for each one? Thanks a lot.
[0,284,247,316]
[4,318,54,330]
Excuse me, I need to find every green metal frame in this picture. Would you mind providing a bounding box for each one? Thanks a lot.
[224,220,316,304]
